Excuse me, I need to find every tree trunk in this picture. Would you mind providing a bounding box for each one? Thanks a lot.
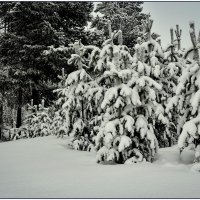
[32,85,39,106]
[178,39,181,50]
[194,49,200,64]
[16,88,22,128]
[16,107,21,128]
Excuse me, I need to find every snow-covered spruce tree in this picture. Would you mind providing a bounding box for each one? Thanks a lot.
[132,18,173,148]
[53,40,96,151]
[51,69,70,138]
[22,99,52,138]
[86,21,120,142]
[92,20,167,164]
[168,22,200,163]
[163,27,182,100]
[32,100,52,137]
[161,26,185,147]
[163,25,185,98]
[20,100,37,138]
[51,110,66,138]
[9,99,52,139]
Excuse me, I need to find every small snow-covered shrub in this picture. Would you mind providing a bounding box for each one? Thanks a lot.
[21,100,52,138]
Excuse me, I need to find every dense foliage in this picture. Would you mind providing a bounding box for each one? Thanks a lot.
[0,2,93,128]
[91,2,148,50]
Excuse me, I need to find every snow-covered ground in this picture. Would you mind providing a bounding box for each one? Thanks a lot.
[0,136,199,198]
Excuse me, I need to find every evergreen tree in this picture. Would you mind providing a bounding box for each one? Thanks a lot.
[52,18,171,164]
[0,64,17,133]
[89,20,168,164]
[91,2,148,49]
[163,25,185,147]
[21,99,52,138]
[168,22,200,163]
[51,68,70,138]
[133,18,177,149]
[151,26,183,147]
[0,2,93,127]
[20,100,36,139]
[53,40,95,151]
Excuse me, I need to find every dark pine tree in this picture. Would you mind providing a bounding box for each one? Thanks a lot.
[91,2,148,50]
[0,2,93,127]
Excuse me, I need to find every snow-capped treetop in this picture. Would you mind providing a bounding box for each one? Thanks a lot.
[184,22,200,64]
[142,14,153,42]
[174,24,182,50]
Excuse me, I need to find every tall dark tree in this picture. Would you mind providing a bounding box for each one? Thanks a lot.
[91,2,148,49]
[0,2,93,127]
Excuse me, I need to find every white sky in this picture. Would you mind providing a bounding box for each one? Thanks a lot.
[143,2,200,48]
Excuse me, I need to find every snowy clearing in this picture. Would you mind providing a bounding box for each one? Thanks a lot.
[0,136,199,198]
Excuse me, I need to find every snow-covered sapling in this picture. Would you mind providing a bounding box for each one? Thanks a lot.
[170,22,200,163]
[53,40,95,151]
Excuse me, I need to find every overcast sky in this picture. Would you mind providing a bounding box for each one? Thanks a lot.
[92,2,200,49]
[142,2,200,48]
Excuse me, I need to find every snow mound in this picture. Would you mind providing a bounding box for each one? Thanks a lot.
[180,149,195,164]
[191,163,200,172]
